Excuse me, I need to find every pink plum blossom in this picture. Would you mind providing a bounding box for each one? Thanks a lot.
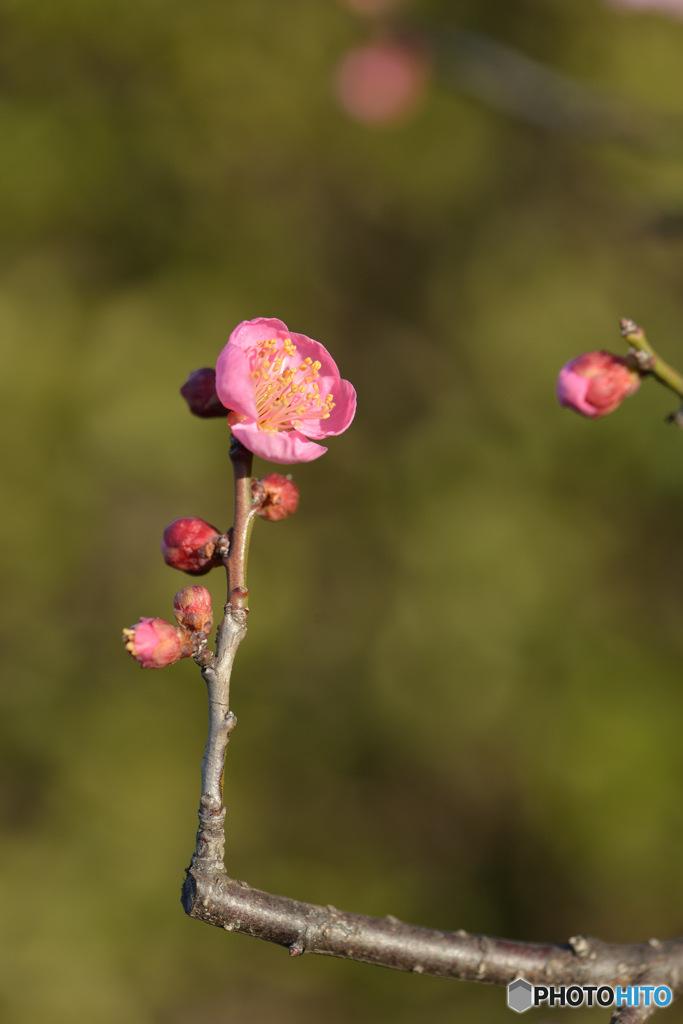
[215,317,356,464]
[605,0,683,17]
[557,350,640,419]
[334,44,428,125]
[122,617,194,669]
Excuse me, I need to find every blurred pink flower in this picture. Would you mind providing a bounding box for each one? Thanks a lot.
[123,617,193,669]
[334,43,428,125]
[605,0,683,15]
[215,317,356,464]
[557,350,640,418]
[340,0,403,15]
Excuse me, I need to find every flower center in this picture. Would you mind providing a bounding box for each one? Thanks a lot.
[248,337,335,432]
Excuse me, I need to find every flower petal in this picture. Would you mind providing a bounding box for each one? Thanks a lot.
[288,332,340,377]
[226,317,292,353]
[298,377,357,439]
[215,341,258,419]
[231,422,328,463]
[227,318,341,378]
[556,365,598,418]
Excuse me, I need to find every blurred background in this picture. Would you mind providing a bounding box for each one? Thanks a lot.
[5,0,683,1021]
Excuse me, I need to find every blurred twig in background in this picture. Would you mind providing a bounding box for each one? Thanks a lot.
[431,29,670,148]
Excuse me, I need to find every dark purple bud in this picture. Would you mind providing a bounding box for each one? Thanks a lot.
[180,368,229,418]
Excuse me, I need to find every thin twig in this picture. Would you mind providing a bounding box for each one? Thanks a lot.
[621,318,683,401]
[187,437,258,875]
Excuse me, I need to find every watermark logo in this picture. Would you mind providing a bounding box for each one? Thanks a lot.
[507,979,672,1013]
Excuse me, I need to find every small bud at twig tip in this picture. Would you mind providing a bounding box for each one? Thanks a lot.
[289,941,305,957]
[620,317,643,340]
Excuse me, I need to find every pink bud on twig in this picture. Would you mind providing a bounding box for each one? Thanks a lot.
[122,618,194,669]
[557,350,641,419]
[162,517,223,575]
[174,586,214,634]
[255,473,300,522]
[180,367,229,419]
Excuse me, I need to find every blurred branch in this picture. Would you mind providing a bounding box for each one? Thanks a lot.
[621,317,683,400]
[180,434,683,1023]
[429,29,677,150]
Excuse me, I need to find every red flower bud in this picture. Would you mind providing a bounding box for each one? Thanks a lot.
[255,473,300,522]
[123,617,193,669]
[174,586,213,634]
[557,350,640,419]
[180,368,229,418]
[162,517,222,575]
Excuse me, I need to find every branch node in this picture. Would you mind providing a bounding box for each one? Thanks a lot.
[568,934,592,958]
[227,586,250,612]
[665,407,683,428]
[625,347,654,373]
[215,529,233,560]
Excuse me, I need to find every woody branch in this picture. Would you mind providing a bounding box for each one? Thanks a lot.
[124,317,683,1024]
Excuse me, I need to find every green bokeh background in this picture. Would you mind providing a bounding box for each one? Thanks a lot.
[4,0,683,1021]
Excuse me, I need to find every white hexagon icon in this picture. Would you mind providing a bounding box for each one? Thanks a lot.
[507,978,533,1013]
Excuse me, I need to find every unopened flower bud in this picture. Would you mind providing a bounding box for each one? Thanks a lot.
[255,473,300,522]
[174,586,213,634]
[123,617,193,669]
[557,350,640,419]
[162,517,222,575]
[180,368,229,418]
